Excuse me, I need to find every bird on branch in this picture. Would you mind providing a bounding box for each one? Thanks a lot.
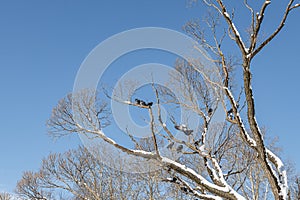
[175,124,193,136]
[134,98,153,108]
[167,142,175,149]
[176,145,183,153]
[208,108,213,116]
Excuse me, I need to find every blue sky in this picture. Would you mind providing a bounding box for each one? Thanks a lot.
[0,0,299,193]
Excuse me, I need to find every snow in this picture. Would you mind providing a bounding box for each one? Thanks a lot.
[266,149,284,170]
[265,148,288,198]
[202,127,207,143]
[223,87,257,147]
[165,177,174,181]
[258,15,262,20]
[161,157,246,200]
[231,23,240,37]
[199,144,205,152]
[132,149,156,156]
[222,11,249,54]
[278,170,288,199]
[223,11,230,19]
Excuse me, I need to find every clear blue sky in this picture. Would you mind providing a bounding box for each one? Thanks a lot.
[0,0,299,193]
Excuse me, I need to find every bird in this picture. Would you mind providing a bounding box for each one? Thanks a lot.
[227,108,233,115]
[135,98,153,108]
[171,177,177,183]
[167,142,175,149]
[135,98,141,105]
[176,145,183,153]
[175,124,193,136]
[208,108,213,116]
[194,140,201,146]
[147,102,153,107]
[184,129,193,136]
[175,124,185,130]
[180,186,188,193]
[140,100,147,106]
[227,108,234,119]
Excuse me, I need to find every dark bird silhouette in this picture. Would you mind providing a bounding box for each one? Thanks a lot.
[227,108,234,119]
[135,98,140,105]
[147,102,153,107]
[141,100,147,106]
[194,140,201,146]
[167,142,175,149]
[180,186,188,193]
[227,108,233,115]
[135,98,153,108]
[208,108,213,116]
[171,177,177,183]
[176,145,183,153]
[175,124,193,136]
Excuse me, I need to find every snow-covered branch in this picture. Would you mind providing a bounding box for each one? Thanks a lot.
[249,0,272,53]
[251,0,300,58]
[216,0,248,56]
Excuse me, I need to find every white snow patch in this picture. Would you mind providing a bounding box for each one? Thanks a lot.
[258,15,262,20]
[223,12,230,19]
[231,23,240,37]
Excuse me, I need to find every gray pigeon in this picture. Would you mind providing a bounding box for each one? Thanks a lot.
[176,145,183,153]
[167,142,175,149]
[175,124,193,136]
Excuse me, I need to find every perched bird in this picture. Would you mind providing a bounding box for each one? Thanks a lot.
[167,142,175,149]
[194,140,201,146]
[175,124,184,130]
[180,186,188,193]
[227,108,234,119]
[141,100,147,106]
[175,124,193,136]
[135,98,153,108]
[176,145,183,153]
[135,98,141,105]
[147,102,153,107]
[184,129,193,136]
[171,177,177,183]
[227,108,233,115]
[208,108,213,116]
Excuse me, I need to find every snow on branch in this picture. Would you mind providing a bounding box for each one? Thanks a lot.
[223,87,257,148]
[216,0,248,56]
[161,157,246,200]
[251,0,300,58]
[75,121,245,199]
[249,0,272,53]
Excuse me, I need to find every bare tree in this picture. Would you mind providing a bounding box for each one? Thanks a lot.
[0,192,12,200]
[16,145,190,200]
[287,176,300,200]
[46,1,299,200]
